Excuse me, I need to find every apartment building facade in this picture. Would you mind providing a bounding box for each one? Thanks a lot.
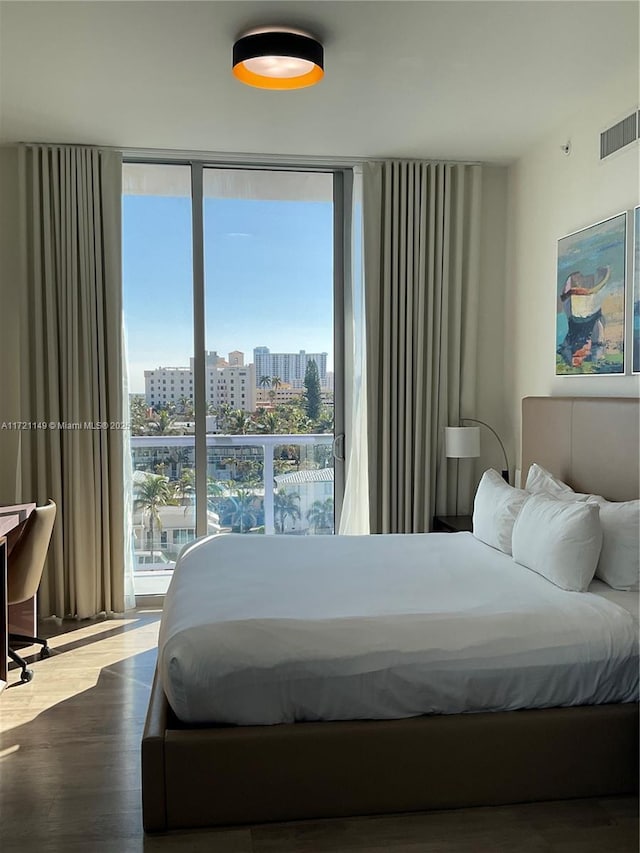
[144,351,256,411]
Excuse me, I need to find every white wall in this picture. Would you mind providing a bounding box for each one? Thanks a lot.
[0,146,21,502]
[505,77,640,474]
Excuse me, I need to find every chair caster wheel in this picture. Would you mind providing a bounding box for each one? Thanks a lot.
[20,669,34,683]
[40,646,51,659]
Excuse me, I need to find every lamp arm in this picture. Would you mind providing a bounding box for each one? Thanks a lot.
[461,418,509,477]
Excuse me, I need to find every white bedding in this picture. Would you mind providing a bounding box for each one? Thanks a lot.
[158,532,639,725]
[589,578,639,623]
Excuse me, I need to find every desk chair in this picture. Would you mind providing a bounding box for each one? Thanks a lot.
[8,500,56,683]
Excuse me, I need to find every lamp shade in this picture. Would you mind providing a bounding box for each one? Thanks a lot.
[232,30,324,90]
[445,427,480,459]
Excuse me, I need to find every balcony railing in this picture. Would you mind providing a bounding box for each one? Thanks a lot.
[130,434,335,586]
[131,433,333,595]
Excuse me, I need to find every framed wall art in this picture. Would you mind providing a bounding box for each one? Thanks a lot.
[556,211,627,376]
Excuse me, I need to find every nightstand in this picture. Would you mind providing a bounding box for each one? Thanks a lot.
[432,515,473,533]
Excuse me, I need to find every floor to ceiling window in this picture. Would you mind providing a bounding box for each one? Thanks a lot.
[123,162,340,594]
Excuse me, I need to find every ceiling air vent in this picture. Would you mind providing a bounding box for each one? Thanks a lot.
[600,110,638,160]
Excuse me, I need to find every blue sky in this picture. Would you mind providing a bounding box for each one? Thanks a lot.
[123,195,334,392]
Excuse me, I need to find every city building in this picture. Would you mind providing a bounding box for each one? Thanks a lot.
[144,351,256,412]
[255,383,304,407]
[206,362,256,412]
[144,366,193,408]
[274,468,335,534]
[253,347,329,388]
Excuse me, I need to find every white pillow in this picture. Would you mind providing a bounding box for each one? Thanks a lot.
[473,469,529,555]
[587,496,640,591]
[512,493,602,592]
[525,463,590,501]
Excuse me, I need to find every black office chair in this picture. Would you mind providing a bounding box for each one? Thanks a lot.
[8,500,56,682]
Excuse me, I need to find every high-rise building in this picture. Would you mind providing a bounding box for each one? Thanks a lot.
[253,347,328,387]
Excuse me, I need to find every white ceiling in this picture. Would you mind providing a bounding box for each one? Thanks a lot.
[0,1,637,163]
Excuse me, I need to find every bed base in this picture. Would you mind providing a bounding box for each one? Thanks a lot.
[142,668,638,832]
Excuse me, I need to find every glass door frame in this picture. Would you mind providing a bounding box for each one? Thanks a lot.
[125,156,351,537]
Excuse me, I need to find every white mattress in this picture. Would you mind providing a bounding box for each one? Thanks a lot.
[158,532,639,725]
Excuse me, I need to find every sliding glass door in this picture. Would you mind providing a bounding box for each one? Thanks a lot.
[202,168,336,537]
[123,162,343,593]
[123,164,198,594]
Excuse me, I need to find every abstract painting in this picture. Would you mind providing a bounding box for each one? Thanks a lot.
[556,212,626,376]
[633,206,640,374]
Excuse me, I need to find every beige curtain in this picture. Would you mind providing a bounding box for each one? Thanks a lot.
[17,144,125,618]
[363,161,482,533]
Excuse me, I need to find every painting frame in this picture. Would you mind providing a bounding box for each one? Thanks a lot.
[633,206,640,375]
[556,211,627,377]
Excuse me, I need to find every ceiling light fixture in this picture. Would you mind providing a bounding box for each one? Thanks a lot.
[232,28,324,90]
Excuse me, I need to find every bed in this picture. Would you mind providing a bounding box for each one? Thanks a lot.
[142,396,639,832]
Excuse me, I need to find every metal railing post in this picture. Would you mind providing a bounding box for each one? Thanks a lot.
[262,444,275,534]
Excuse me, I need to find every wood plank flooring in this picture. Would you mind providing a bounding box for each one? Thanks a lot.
[1,608,637,852]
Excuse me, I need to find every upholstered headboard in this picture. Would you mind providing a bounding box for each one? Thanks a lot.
[521,397,640,502]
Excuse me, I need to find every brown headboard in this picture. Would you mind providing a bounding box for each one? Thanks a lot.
[522,397,640,502]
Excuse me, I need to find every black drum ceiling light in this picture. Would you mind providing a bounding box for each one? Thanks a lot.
[232,28,324,90]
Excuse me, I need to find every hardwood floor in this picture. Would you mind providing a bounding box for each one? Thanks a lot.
[1,609,637,852]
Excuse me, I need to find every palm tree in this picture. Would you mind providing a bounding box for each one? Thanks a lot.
[177,395,194,418]
[229,487,258,533]
[207,477,226,514]
[271,376,282,390]
[306,498,334,534]
[167,446,191,478]
[274,489,301,534]
[228,409,255,435]
[149,409,177,435]
[207,477,225,498]
[259,375,272,390]
[276,442,302,470]
[134,474,174,560]
[174,468,195,507]
[237,458,262,486]
[216,403,234,433]
[257,409,280,434]
[220,455,261,485]
[129,394,150,436]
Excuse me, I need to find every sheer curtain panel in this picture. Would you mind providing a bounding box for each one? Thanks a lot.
[362,161,481,533]
[17,144,126,618]
[339,166,370,534]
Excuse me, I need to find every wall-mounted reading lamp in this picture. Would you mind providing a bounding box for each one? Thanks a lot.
[445,418,510,484]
